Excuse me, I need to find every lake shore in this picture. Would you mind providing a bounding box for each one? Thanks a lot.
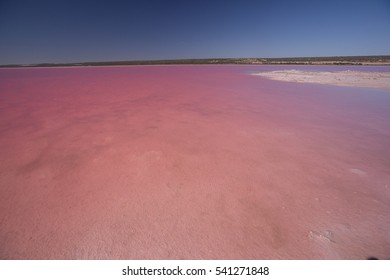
[252,70,390,90]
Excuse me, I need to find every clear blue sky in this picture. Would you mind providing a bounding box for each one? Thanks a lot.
[0,0,389,64]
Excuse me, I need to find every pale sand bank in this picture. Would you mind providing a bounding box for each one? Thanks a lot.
[252,70,390,90]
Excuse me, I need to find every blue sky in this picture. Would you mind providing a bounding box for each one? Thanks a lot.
[0,0,389,64]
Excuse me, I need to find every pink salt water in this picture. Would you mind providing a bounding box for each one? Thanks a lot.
[0,65,389,259]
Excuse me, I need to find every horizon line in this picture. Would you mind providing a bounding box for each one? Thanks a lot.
[1,55,390,68]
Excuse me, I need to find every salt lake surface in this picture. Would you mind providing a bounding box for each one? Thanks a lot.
[0,65,389,259]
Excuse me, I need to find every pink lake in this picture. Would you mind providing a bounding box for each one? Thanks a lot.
[0,65,389,259]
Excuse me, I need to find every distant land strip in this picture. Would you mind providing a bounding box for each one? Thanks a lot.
[1,55,390,68]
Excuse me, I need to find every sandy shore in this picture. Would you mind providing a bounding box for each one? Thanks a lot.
[252,70,390,90]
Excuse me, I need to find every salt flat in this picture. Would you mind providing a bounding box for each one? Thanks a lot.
[252,69,390,90]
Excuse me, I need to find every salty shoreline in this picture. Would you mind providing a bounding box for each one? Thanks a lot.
[252,70,390,90]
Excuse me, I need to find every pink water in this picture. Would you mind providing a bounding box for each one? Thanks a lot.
[0,65,389,259]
